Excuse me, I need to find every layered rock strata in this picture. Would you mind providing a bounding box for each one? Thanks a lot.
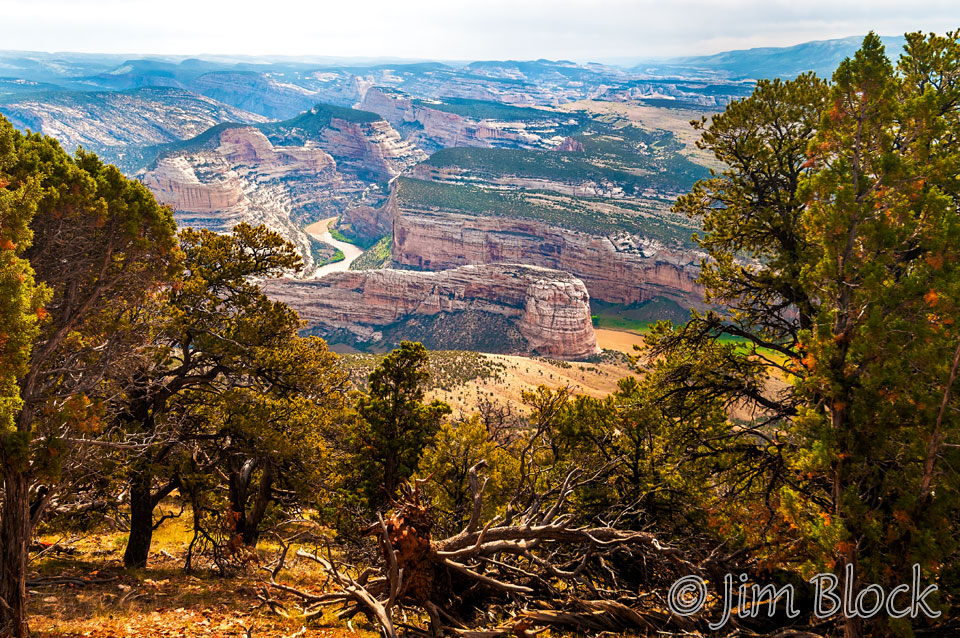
[140,126,344,273]
[264,264,600,360]
[391,208,704,308]
[360,88,557,152]
[311,116,426,180]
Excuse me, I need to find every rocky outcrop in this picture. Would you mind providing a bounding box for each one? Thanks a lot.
[391,207,704,308]
[139,126,345,273]
[264,264,600,360]
[555,136,585,152]
[142,157,245,214]
[314,116,426,180]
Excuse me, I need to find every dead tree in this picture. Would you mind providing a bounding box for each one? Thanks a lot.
[260,462,733,637]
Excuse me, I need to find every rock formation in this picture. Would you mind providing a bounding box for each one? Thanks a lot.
[340,185,396,239]
[391,206,704,308]
[555,136,585,152]
[140,126,345,273]
[263,264,600,360]
[312,116,426,180]
[360,88,560,152]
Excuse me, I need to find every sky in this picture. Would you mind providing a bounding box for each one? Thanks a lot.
[2,0,958,62]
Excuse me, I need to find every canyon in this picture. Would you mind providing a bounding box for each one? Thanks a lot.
[0,52,746,356]
[138,106,425,272]
[264,264,600,360]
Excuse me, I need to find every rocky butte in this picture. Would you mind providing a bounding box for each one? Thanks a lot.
[264,264,601,360]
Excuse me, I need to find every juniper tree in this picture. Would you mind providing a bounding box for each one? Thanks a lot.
[652,32,960,637]
[0,118,178,637]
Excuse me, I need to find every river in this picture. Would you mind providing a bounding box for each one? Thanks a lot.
[304,217,365,277]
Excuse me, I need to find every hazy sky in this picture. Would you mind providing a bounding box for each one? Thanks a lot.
[3,0,958,61]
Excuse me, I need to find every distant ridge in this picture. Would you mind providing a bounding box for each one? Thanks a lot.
[631,35,908,80]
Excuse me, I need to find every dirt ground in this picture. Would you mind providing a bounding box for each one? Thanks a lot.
[30,516,374,638]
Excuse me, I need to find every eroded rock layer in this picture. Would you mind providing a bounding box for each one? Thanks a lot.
[264,264,600,360]
[391,208,704,308]
[140,126,344,273]
[360,88,566,153]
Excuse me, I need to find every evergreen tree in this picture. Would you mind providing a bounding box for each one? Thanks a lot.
[354,342,450,507]
[0,117,178,637]
[653,32,960,637]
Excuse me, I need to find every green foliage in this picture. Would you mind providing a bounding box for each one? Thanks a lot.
[0,117,46,434]
[113,221,347,564]
[350,234,392,271]
[415,416,519,530]
[0,115,180,633]
[318,248,344,266]
[328,228,357,245]
[1,114,179,446]
[649,30,960,633]
[424,145,702,196]
[351,342,451,507]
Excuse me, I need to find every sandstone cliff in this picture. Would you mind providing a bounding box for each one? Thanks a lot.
[555,136,585,152]
[140,126,345,273]
[262,104,427,181]
[340,185,396,240]
[315,116,426,180]
[264,264,600,360]
[390,204,704,309]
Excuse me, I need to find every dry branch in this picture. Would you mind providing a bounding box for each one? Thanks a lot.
[264,463,717,637]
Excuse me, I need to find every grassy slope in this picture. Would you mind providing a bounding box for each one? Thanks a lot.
[350,234,392,270]
[412,97,553,120]
[341,350,634,415]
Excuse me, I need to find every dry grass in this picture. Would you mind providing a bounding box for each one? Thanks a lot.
[30,513,374,638]
[429,352,635,415]
[594,328,646,355]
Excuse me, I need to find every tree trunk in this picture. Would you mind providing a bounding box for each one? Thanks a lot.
[242,463,273,547]
[0,468,30,637]
[383,454,398,504]
[123,468,154,568]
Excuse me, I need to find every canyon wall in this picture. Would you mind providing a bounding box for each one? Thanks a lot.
[140,126,345,273]
[264,264,600,360]
[313,116,426,179]
[391,207,704,308]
